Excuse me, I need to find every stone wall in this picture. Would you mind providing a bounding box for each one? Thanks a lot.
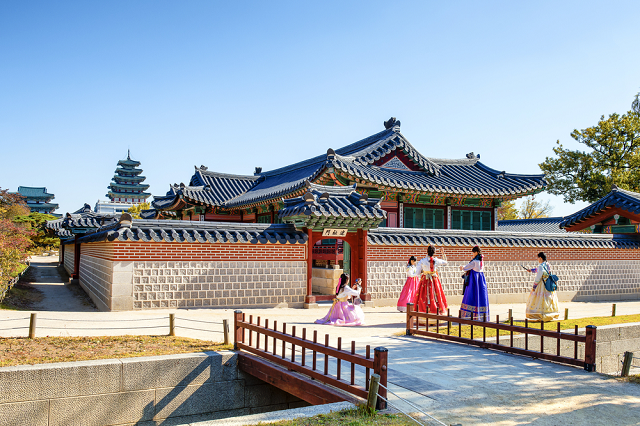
[0,351,308,426]
[63,243,74,276]
[367,246,640,307]
[132,260,307,309]
[312,267,343,295]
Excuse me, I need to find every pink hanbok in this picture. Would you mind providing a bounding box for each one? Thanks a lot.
[397,264,421,312]
[315,285,365,326]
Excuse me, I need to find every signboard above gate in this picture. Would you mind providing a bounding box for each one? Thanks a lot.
[322,228,348,237]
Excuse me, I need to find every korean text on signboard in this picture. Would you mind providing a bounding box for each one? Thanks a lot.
[322,228,348,237]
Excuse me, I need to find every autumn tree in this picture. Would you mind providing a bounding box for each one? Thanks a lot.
[0,188,33,298]
[519,195,553,219]
[127,202,151,219]
[540,92,640,203]
[497,199,519,220]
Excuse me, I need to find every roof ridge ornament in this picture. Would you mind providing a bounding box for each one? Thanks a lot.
[327,148,335,159]
[118,212,133,228]
[384,117,400,129]
[612,183,619,191]
[254,167,262,175]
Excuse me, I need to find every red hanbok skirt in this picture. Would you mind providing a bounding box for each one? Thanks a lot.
[414,273,448,314]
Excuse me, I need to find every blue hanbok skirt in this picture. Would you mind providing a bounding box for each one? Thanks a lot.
[460,270,490,320]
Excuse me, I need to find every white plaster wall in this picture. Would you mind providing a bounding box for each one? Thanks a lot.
[79,255,133,311]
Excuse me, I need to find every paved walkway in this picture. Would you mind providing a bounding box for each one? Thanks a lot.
[2,256,640,424]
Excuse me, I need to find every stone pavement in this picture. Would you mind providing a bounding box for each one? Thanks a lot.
[2,256,640,424]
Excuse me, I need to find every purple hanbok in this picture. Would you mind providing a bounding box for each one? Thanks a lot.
[315,285,365,326]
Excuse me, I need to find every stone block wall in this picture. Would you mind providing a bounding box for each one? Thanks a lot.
[132,260,307,309]
[0,351,308,426]
[367,244,640,306]
[63,243,74,276]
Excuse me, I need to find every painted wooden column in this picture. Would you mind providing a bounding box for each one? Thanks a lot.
[357,228,370,301]
[447,206,452,229]
[305,228,315,304]
[73,236,81,280]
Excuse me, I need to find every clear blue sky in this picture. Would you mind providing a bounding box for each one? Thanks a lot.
[2,1,639,216]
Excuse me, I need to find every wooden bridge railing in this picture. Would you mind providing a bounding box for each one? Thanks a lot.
[234,310,388,408]
[405,303,597,372]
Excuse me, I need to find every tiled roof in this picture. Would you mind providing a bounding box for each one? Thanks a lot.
[279,183,386,229]
[115,167,143,176]
[46,204,119,236]
[15,186,54,199]
[76,218,308,245]
[151,121,546,212]
[367,228,640,249]
[27,202,59,210]
[498,217,566,234]
[108,182,150,191]
[560,186,640,229]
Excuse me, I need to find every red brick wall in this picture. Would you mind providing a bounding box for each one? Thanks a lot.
[80,241,307,261]
[367,245,640,261]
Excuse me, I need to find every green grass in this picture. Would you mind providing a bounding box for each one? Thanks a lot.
[250,407,417,426]
[409,313,640,339]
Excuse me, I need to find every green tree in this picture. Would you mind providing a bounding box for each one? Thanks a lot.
[127,202,151,219]
[497,199,519,220]
[540,92,640,203]
[13,212,60,251]
[518,195,553,219]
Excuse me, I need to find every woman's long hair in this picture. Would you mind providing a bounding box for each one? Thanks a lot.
[472,245,484,266]
[336,273,350,295]
[407,256,417,266]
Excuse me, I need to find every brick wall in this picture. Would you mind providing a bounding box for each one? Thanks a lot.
[367,244,640,306]
[63,244,74,275]
[108,242,306,261]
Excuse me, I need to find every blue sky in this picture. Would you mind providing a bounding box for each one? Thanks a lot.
[2,1,639,216]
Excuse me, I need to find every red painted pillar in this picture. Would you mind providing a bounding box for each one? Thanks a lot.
[357,229,370,301]
[305,228,315,304]
[73,236,81,280]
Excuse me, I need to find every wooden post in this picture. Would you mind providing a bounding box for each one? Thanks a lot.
[305,228,314,304]
[584,325,597,372]
[223,319,229,345]
[612,304,617,317]
[169,313,175,336]
[406,303,414,335]
[373,347,388,410]
[366,374,380,412]
[233,310,243,351]
[564,308,569,321]
[621,351,633,377]
[28,313,37,339]
[508,308,513,321]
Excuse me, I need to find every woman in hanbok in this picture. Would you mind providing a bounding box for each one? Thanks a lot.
[315,274,365,326]
[397,256,420,312]
[459,246,490,320]
[415,246,448,314]
[525,252,559,321]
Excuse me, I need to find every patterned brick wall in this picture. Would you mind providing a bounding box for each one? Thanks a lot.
[367,245,640,304]
[109,243,307,261]
[63,244,74,275]
[132,261,306,309]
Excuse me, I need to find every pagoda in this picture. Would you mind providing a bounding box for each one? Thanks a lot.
[13,186,59,215]
[106,151,151,203]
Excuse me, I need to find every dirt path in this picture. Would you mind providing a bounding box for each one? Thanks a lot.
[25,256,97,313]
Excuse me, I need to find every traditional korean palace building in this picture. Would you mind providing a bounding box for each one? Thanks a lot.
[49,119,640,311]
[560,185,640,234]
[143,118,545,229]
[13,186,59,215]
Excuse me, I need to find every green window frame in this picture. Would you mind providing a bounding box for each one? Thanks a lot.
[451,209,492,230]
[403,207,445,229]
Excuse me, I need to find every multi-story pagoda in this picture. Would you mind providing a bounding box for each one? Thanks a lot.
[145,118,546,229]
[13,186,59,215]
[107,151,151,204]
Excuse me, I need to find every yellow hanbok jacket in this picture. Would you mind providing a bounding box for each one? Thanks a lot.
[525,261,559,322]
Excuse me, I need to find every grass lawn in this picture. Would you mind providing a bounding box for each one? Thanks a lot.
[0,335,232,367]
[409,313,640,339]
[251,407,417,426]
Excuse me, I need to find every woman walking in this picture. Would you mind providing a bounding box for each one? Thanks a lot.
[459,246,490,320]
[525,252,559,321]
[397,256,421,312]
[315,273,365,326]
[415,245,448,314]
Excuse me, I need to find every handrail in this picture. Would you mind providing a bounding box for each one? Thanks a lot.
[405,303,597,372]
[233,310,388,408]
